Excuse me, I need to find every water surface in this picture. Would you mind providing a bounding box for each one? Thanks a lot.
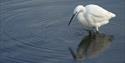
[0,0,125,63]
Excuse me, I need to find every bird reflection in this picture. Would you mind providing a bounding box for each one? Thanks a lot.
[69,33,113,61]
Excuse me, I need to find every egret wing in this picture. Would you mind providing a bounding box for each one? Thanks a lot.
[85,4,111,22]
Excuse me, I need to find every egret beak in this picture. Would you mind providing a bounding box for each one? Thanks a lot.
[68,12,78,26]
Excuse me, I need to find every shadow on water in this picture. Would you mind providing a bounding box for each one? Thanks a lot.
[69,33,113,63]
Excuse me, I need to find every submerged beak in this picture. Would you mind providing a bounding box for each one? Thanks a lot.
[68,12,78,26]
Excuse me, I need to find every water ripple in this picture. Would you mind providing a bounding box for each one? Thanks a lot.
[0,0,125,63]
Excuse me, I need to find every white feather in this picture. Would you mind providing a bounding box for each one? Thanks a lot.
[73,4,116,31]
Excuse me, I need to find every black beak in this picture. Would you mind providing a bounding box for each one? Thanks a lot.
[68,12,78,26]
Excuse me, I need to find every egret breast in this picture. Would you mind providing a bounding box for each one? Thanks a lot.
[77,13,93,30]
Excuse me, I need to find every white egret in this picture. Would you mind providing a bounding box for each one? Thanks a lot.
[68,4,116,34]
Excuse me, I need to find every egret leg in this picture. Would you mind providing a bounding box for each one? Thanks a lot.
[95,26,100,34]
[95,26,99,32]
[83,28,94,36]
[87,30,94,37]
[88,30,92,36]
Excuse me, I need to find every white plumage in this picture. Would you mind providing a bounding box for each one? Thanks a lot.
[69,4,116,32]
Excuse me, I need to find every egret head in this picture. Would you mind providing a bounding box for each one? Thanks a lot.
[74,5,85,14]
[68,5,85,26]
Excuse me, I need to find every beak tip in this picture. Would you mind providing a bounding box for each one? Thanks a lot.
[68,12,77,26]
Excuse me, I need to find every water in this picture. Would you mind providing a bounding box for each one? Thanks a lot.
[69,33,113,61]
[0,0,125,63]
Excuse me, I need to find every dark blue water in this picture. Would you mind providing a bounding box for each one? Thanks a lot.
[0,0,125,63]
